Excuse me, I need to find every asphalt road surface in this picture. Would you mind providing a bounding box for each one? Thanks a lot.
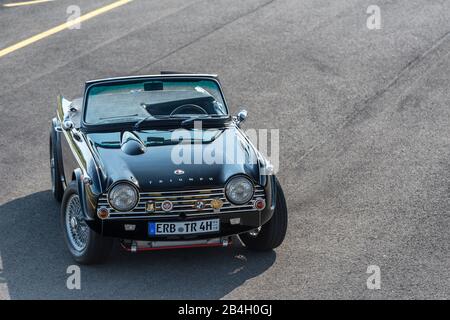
[0,0,449,299]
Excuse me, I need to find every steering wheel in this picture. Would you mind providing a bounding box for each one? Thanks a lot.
[170,104,208,116]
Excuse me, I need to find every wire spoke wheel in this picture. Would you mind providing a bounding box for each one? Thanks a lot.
[65,194,89,252]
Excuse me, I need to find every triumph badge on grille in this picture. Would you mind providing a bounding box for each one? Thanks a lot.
[161,200,173,212]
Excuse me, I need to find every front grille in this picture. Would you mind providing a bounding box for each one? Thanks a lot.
[97,186,265,219]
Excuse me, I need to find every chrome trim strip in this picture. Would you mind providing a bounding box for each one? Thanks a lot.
[106,208,260,220]
[86,74,219,84]
[138,193,225,200]
[61,129,86,172]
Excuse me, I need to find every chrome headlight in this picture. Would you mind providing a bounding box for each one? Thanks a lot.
[108,182,139,212]
[225,176,254,205]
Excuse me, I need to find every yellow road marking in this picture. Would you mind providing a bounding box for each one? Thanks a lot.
[3,0,55,7]
[0,0,133,59]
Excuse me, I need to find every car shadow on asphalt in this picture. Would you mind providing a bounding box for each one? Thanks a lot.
[0,191,276,299]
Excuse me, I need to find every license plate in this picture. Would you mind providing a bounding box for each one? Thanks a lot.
[148,219,220,236]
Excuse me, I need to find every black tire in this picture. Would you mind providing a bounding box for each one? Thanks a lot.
[61,181,113,264]
[50,130,64,201]
[240,177,288,251]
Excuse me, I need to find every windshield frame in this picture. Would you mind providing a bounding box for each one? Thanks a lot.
[81,75,230,131]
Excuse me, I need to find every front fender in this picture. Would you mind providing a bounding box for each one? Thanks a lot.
[74,168,102,233]
[259,174,277,225]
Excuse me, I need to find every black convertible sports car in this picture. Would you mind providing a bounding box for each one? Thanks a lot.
[50,73,287,264]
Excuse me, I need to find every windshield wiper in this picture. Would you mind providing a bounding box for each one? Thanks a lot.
[133,115,155,131]
[133,115,181,130]
[99,114,138,120]
[181,115,226,127]
[133,103,157,131]
[133,113,227,131]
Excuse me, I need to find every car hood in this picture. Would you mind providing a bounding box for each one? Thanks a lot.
[87,127,261,191]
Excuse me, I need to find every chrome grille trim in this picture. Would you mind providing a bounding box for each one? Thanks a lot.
[98,186,265,219]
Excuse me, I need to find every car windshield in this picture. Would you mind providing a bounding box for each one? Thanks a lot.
[84,78,228,125]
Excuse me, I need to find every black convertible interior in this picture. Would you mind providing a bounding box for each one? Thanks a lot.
[142,90,221,116]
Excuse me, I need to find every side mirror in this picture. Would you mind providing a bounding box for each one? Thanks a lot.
[235,109,248,126]
[62,120,74,131]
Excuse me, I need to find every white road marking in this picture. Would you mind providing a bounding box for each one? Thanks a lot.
[0,0,133,59]
[3,0,55,7]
